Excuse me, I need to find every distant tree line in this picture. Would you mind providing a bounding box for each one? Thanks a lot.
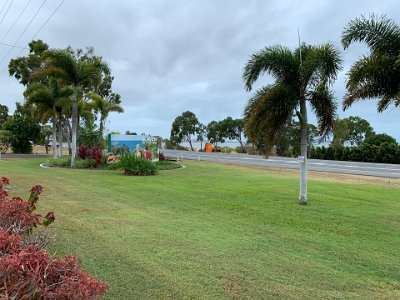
[167,111,245,152]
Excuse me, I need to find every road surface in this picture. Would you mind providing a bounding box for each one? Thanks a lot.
[162,149,400,178]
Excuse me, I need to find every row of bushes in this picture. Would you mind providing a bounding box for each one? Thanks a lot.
[309,142,400,164]
[0,177,107,299]
[48,151,180,175]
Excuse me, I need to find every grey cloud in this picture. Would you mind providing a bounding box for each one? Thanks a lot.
[0,0,399,139]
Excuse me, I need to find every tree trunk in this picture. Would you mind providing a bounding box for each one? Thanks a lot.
[58,117,63,156]
[45,137,49,154]
[99,115,105,141]
[65,118,72,155]
[52,116,57,158]
[71,85,78,166]
[299,98,308,205]
[238,138,245,153]
[188,137,194,151]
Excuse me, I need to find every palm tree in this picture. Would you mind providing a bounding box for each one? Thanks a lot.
[342,15,400,111]
[24,80,73,158]
[86,92,124,138]
[243,43,341,204]
[33,50,106,166]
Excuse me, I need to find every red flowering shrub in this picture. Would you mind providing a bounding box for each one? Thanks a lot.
[78,145,102,167]
[0,231,107,299]
[78,144,90,159]
[0,177,108,299]
[0,178,52,234]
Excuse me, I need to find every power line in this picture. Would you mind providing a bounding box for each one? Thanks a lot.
[0,0,13,25]
[0,0,47,65]
[1,0,32,42]
[31,0,64,39]
[0,41,28,49]
[0,0,10,19]
[1,0,65,73]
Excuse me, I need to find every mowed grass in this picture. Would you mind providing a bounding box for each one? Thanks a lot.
[1,158,400,299]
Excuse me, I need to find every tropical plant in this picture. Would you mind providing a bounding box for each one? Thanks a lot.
[33,49,107,166]
[87,92,123,138]
[24,80,73,157]
[243,43,342,204]
[117,153,157,176]
[342,15,400,111]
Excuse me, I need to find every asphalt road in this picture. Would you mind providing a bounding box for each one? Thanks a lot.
[162,149,400,178]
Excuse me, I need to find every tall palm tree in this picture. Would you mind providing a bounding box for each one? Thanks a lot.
[24,79,73,158]
[342,15,400,111]
[243,43,341,204]
[86,92,124,138]
[33,50,106,166]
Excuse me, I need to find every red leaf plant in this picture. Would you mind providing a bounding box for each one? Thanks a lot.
[0,177,108,299]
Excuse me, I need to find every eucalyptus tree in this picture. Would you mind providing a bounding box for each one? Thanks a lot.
[196,123,207,151]
[206,120,225,148]
[342,15,400,111]
[86,92,124,138]
[33,50,107,166]
[170,111,199,151]
[24,79,73,157]
[243,43,342,204]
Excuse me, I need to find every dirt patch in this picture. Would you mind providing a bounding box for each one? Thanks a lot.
[223,275,245,298]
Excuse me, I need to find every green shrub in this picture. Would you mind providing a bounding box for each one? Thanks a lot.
[155,161,181,170]
[117,153,157,176]
[75,158,97,169]
[48,156,71,167]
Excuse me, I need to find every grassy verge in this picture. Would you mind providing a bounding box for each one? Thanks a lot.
[1,158,399,299]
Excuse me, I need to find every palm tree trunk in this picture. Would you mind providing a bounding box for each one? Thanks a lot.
[58,117,63,157]
[52,116,57,158]
[65,119,72,155]
[71,85,78,166]
[99,115,105,141]
[299,98,308,205]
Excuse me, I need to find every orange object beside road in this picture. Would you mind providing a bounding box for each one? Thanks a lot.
[205,143,213,153]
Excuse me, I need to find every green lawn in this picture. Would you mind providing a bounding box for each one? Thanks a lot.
[1,158,400,299]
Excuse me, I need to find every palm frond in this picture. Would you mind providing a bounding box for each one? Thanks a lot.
[343,53,398,110]
[31,65,69,82]
[244,84,297,152]
[43,50,79,83]
[243,45,298,91]
[302,43,342,86]
[342,14,400,53]
[309,85,337,137]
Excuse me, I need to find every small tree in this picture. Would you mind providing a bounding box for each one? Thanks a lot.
[196,123,207,151]
[0,104,8,129]
[3,105,41,154]
[207,121,225,149]
[345,116,374,145]
[332,117,349,147]
[170,111,199,151]
[0,130,12,154]
[221,117,246,152]
[364,133,397,146]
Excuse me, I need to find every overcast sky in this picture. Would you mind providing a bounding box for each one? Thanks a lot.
[0,0,399,140]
